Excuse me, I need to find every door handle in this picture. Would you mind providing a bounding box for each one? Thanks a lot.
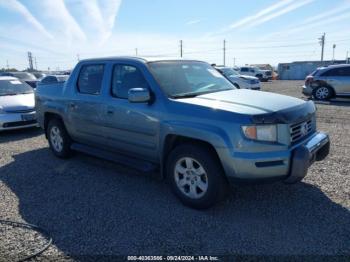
[69,103,77,109]
[107,110,114,115]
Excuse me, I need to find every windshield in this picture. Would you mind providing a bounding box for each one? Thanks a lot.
[57,75,69,82]
[310,69,319,76]
[220,68,239,77]
[0,79,33,96]
[148,61,235,98]
[11,72,37,80]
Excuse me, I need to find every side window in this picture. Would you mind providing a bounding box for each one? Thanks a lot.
[77,64,104,95]
[343,67,350,76]
[250,69,255,73]
[240,67,248,72]
[111,64,148,99]
[321,68,340,77]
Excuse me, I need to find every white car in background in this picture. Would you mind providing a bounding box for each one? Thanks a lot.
[215,66,261,90]
[0,76,37,131]
[238,66,272,82]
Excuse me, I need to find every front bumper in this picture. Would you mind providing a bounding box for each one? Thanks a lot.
[0,112,38,131]
[219,132,330,183]
[284,132,329,183]
[302,85,313,96]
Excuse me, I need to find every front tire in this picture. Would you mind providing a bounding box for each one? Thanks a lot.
[47,119,72,158]
[313,86,333,100]
[166,144,228,209]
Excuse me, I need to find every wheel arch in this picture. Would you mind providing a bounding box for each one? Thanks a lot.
[161,134,225,180]
[44,112,65,138]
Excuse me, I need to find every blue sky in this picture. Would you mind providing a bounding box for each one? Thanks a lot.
[0,0,350,70]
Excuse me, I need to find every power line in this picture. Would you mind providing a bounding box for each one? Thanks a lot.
[180,40,183,58]
[223,39,226,66]
[319,33,325,62]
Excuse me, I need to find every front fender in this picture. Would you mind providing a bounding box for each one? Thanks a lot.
[159,120,233,177]
[161,120,233,149]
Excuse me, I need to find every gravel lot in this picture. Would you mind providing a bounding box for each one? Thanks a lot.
[0,80,349,260]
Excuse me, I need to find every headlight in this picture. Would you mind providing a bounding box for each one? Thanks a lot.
[241,125,277,142]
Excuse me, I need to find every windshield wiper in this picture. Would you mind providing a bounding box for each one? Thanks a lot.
[171,88,233,99]
[171,92,200,99]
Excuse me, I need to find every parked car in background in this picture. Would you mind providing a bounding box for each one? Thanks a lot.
[33,72,47,79]
[238,66,272,82]
[38,75,69,86]
[0,72,39,88]
[35,57,329,209]
[215,66,261,90]
[0,76,37,131]
[303,64,350,100]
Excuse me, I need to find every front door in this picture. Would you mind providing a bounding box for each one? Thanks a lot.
[101,63,160,162]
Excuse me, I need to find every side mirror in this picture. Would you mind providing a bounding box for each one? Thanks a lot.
[128,88,151,103]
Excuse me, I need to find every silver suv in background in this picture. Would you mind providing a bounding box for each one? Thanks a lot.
[303,64,350,100]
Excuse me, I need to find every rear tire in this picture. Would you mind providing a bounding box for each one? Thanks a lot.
[313,86,333,100]
[47,118,72,158]
[166,144,228,209]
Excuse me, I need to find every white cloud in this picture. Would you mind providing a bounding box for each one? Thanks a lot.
[0,0,53,39]
[37,0,86,43]
[98,0,123,42]
[186,19,201,25]
[260,2,350,40]
[243,0,315,29]
[229,0,295,29]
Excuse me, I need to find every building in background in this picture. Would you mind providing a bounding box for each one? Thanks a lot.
[277,60,349,80]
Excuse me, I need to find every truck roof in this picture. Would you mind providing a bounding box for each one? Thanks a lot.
[79,56,205,64]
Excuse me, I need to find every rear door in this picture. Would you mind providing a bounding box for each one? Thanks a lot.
[323,67,350,95]
[66,63,107,146]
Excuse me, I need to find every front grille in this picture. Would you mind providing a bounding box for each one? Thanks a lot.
[5,109,35,113]
[2,120,37,128]
[290,119,312,143]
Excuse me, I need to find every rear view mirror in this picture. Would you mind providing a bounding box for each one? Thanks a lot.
[128,88,151,103]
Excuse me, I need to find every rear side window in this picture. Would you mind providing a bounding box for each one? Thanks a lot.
[321,67,350,77]
[77,64,104,95]
[240,67,248,72]
[111,64,148,99]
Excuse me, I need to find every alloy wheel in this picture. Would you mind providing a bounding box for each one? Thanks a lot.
[174,157,208,199]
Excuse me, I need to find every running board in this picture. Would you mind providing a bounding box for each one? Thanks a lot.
[71,143,158,173]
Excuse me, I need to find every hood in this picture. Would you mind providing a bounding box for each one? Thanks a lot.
[0,93,35,112]
[175,89,315,123]
[235,75,259,80]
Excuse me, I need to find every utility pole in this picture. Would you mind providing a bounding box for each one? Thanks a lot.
[332,44,336,63]
[27,51,34,71]
[77,54,80,62]
[180,40,183,58]
[34,57,38,70]
[319,33,325,63]
[135,48,138,56]
[346,51,349,63]
[6,60,9,70]
[223,40,226,66]
[233,57,236,67]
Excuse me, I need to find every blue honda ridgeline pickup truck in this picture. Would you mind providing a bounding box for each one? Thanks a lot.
[35,57,330,209]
